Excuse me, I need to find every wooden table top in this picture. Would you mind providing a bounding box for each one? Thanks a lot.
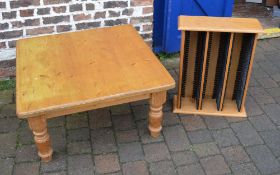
[16,25,175,118]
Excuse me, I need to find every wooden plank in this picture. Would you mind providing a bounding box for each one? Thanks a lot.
[177,31,186,108]
[240,34,258,112]
[205,32,220,97]
[16,25,175,117]
[218,33,234,111]
[185,32,198,97]
[198,32,210,110]
[225,33,243,99]
[173,96,247,117]
[179,16,264,33]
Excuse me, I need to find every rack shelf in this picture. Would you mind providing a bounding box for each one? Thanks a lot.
[174,16,263,117]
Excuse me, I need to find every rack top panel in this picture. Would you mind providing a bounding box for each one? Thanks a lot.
[179,16,263,34]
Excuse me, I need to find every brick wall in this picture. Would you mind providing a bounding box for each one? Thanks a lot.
[0,0,154,62]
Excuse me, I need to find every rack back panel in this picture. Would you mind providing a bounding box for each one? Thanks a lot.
[174,16,263,117]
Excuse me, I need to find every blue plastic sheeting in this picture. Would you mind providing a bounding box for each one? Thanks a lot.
[153,0,234,53]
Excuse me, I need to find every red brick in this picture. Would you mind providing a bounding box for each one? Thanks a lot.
[37,8,50,15]
[24,19,40,26]
[0,23,9,30]
[11,21,23,28]
[8,40,17,48]
[94,11,106,19]
[53,6,66,13]
[105,19,128,26]
[86,3,95,10]
[131,0,153,6]
[104,1,128,8]
[2,11,17,19]
[44,0,71,5]
[143,7,153,14]
[70,4,83,12]
[10,0,40,8]
[73,14,91,21]
[0,42,6,49]
[130,16,153,25]
[26,26,54,36]
[141,33,152,40]
[0,2,6,8]
[20,9,34,17]
[57,25,72,32]
[43,16,70,24]
[0,30,23,39]
[122,8,134,16]
[76,22,101,30]
[108,10,120,17]
[143,24,153,31]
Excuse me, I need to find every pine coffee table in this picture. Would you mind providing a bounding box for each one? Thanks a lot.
[16,25,175,162]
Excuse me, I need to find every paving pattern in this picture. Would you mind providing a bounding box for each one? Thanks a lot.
[1,38,280,175]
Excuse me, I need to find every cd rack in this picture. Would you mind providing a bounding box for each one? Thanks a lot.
[173,16,263,117]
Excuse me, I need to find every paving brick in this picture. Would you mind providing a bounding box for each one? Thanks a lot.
[266,87,280,97]
[231,121,263,146]
[119,142,144,162]
[257,77,279,88]
[91,128,116,154]
[149,160,177,175]
[116,129,139,143]
[137,120,164,144]
[89,108,112,129]
[249,77,260,87]
[112,114,136,130]
[212,128,239,148]
[171,151,198,167]
[67,128,89,143]
[95,153,120,174]
[163,95,173,112]
[143,142,171,162]
[122,160,149,175]
[245,96,264,116]
[15,144,39,162]
[49,127,66,152]
[271,73,280,82]
[130,99,149,106]
[252,66,269,79]
[180,115,207,131]
[249,114,276,131]
[66,113,88,129]
[203,116,229,129]
[221,145,250,166]
[231,163,260,175]
[68,154,94,175]
[132,105,149,121]
[0,158,14,175]
[262,103,280,125]
[259,130,280,157]
[226,116,247,123]
[16,123,33,145]
[177,163,205,175]
[246,145,280,174]
[48,117,65,128]
[13,162,40,175]
[259,60,279,75]
[253,93,275,105]
[67,141,91,155]
[41,153,66,173]
[111,104,131,115]
[42,171,66,175]
[200,155,231,175]
[0,118,20,133]
[163,125,190,151]
[187,129,213,144]
[163,112,180,126]
[0,132,16,158]
[193,142,220,158]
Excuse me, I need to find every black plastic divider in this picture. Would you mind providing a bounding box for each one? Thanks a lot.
[192,32,207,110]
[213,32,231,110]
[234,33,255,111]
[181,31,191,98]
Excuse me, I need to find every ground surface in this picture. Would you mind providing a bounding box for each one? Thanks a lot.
[1,38,280,175]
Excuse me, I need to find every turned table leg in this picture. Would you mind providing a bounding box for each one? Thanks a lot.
[28,116,53,162]
[148,91,167,137]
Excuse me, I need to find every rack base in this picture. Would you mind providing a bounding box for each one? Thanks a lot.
[173,96,247,117]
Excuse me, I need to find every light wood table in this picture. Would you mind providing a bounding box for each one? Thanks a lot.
[16,25,175,162]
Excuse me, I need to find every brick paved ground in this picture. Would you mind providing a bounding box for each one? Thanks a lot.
[1,38,280,175]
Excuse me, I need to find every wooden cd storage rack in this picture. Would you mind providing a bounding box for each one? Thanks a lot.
[173,16,263,117]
